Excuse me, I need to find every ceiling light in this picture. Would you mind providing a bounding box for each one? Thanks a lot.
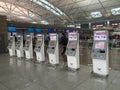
[30,0,65,16]
[40,20,49,25]
[91,11,102,18]
[18,16,26,19]
[111,7,120,15]
[31,21,38,24]
[67,25,75,27]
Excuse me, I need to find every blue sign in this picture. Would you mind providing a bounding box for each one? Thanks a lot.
[28,28,34,32]
[8,27,16,32]
[36,28,41,33]
[48,28,54,33]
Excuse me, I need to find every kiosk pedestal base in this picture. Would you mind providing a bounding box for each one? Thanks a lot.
[16,50,23,58]
[25,51,33,59]
[36,52,44,62]
[48,54,59,65]
[9,49,15,56]
[67,56,79,70]
[93,59,109,76]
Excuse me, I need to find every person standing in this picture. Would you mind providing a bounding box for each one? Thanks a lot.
[60,32,68,67]
[60,32,68,55]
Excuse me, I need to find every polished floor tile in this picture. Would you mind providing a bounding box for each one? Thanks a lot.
[0,53,120,90]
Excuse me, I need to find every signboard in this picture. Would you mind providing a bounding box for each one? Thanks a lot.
[28,28,34,32]
[94,31,107,40]
[37,34,42,39]
[69,32,77,40]
[50,34,57,40]
[8,27,16,32]
[36,28,41,33]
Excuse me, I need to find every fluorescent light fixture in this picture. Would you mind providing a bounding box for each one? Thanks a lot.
[91,11,102,18]
[40,20,49,25]
[31,21,38,24]
[112,23,118,25]
[18,16,26,19]
[67,25,75,27]
[76,24,81,28]
[111,7,120,15]
[30,0,65,16]
[96,24,103,27]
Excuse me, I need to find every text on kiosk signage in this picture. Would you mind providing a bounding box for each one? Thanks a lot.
[37,34,42,39]
[94,31,107,40]
[69,33,77,40]
[50,34,57,40]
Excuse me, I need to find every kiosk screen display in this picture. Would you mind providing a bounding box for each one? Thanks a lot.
[18,37,21,41]
[95,42,105,49]
[49,41,56,47]
[9,40,12,45]
[36,40,42,45]
[10,37,13,40]
[17,41,21,45]
[26,37,31,40]
[68,41,77,48]
[25,41,30,45]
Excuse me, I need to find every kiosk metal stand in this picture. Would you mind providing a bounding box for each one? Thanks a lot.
[34,34,45,62]
[24,35,33,59]
[16,35,24,58]
[92,30,109,76]
[66,32,80,70]
[47,33,59,65]
[8,36,15,56]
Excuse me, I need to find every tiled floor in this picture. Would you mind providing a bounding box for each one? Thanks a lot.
[0,53,120,90]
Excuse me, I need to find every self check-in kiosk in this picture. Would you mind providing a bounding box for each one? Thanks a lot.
[34,34,45,62]
[47,33,59,65]
[8,36,15,56]
[92,30,109,76]
[66,32,79,69]
[15,35,24,58]
[24,35,33,59]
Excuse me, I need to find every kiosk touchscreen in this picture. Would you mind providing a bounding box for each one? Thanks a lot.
[66,32,79,69]
[34,34,45,62]
[15,35,24,58]
[24,35,33,59]
[47,33,59,65]
[8,36,15,56]
[92,30,109,76]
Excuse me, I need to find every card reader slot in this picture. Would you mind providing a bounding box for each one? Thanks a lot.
[52,47,54,49]
[71,48,75,51]
[100,50,105,53]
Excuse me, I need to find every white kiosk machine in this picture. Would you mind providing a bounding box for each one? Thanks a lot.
[66,32,79,69]
[47,33,59,65]
[8,36,15,56]
[24,35,33,59]
[92,30,109,76]
[15,35,24,58]
[34,34,45,62]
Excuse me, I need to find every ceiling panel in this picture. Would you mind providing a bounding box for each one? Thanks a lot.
[0,0,119,25]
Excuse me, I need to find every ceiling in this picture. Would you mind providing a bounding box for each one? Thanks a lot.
[0,0,120,26]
